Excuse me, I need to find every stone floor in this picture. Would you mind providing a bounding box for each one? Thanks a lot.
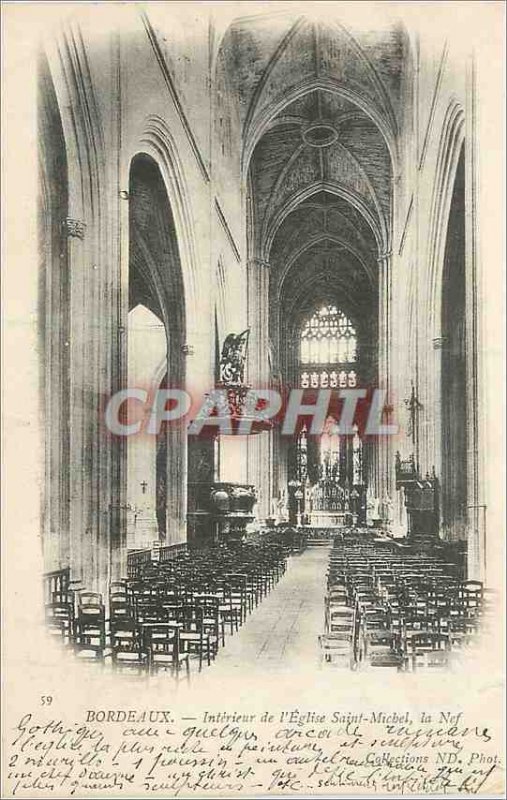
[208,546,330,676]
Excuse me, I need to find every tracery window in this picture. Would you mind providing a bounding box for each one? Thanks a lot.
[299,305,357,388]
[292,306,365,520]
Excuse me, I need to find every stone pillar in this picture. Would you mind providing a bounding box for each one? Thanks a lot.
[465,60,483,580]
[109,38,128,584]
[78,199,113,596]
[376,250,394,510]
[39,194,71,573]
[246,257,271,521]
[474,48,502,591]
[65,151,119,598]
[184,305,214,542]
[64,216,88,590]
[164,341,195,546]
[430,335,445,491]
[43,28,128,595]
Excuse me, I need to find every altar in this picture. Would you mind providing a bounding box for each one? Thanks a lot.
[309,511,354,528]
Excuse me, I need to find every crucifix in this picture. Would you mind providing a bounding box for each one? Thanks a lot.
[140,480,148,495]
[405,383,423,466]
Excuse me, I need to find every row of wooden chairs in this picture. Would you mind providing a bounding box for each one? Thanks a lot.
[45,539,289,678]
[320,531,490,671]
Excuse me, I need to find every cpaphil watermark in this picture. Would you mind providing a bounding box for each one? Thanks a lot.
[104,386,398,437]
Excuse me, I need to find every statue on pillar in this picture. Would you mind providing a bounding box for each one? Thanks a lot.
[366,492,381,527]
[382,492,393,531]
[219,330,250,385]
[277,488,289,523]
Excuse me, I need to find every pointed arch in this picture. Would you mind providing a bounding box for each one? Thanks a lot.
[243,77,398,181]
[260,140,386,256]
[264,181,386,259]
[427,100,466,341]
[137,115,199,324]
[277,233,375,291]
[127,152,188,546]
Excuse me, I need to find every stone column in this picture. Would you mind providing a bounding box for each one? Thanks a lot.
[465,60,483,581]
[65,161,119,598]
[40,205,71,573]
[73,202,112,596]
[64,216,89,590]
[163,341,196,546]
[184,299,215,543]
[246,257,271,521]
[45,28,126,595]
[430,335,446,491]
[376,250,394,508]
[109,37,128,583]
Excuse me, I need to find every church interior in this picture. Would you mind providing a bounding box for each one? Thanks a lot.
[39,5,498,675]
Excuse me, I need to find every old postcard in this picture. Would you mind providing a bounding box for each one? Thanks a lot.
[1,1,505,797]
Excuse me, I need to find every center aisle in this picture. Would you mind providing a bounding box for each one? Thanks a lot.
[207,546,330,675]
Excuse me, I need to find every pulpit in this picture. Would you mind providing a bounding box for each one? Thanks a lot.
[395,452,439,542]
[404,479,439,542]
[187,481,257,545]
[186,329,270,545]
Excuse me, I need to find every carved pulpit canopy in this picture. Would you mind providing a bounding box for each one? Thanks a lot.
[202,328,272,435]
[219,329,250,386]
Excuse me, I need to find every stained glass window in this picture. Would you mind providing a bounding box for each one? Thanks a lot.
[300,305,357,364]
[299,305,357,388]
[294,308,363,513]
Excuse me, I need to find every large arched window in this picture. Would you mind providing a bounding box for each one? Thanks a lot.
[299,305,358,389]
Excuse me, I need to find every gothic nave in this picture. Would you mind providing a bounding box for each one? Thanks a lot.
[35,4,502,678]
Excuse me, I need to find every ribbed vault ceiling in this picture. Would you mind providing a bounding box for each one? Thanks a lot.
[216,13,406,341]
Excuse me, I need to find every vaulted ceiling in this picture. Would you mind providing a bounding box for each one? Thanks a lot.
[217,13,408,354]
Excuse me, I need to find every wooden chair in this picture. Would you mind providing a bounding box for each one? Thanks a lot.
[319,632,356,669]
[75,591,106,661]
[144,624,190,680]
[409,632,451,671]
[134,598,166,625]
[362,630,405,670]
[45,598,74,645]
[224,574,248,623]
[459,581,484,617]
[111,623,148,674]
[216,584,242,635]
[179,604,210,670]
[443,616,478,648]
[327,605,355,636]
[194,595,225,654]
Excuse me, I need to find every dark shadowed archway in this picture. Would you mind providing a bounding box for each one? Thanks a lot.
[127,154,187,546]
[441,146,467,542]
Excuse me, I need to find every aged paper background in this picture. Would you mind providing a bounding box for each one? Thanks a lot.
[2,2,505,797]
